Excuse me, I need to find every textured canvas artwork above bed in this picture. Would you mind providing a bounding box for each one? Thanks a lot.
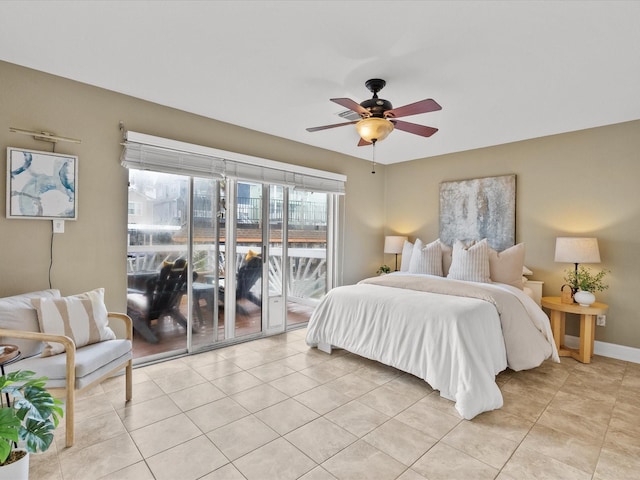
[439,174,516,251]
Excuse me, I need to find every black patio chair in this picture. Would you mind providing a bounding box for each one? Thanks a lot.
[236,253,262,307]
[217,251,262,316]
[127,258,190,343]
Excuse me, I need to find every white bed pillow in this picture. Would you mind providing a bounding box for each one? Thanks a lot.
[489,243,526,289]
[409,239,444,276]
[441,242,453,276]
[400,240,414,272]
[407,238,423,272]
[447,238,491,283]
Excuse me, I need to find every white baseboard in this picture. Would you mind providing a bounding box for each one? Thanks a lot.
[564,335,640,364]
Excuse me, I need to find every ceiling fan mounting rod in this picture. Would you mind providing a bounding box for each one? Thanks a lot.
[365,78,386,98]
[361,79,392,118]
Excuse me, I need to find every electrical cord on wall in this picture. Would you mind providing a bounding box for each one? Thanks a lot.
[49,142,57,289]
[49,222,54,289]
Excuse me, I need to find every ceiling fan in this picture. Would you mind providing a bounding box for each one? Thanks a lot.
[306,78,442,146]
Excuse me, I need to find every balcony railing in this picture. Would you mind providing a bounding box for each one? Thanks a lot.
[191,196,327,228]
[127,244,326,302]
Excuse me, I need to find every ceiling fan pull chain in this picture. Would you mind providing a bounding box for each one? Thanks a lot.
[371,139,377,174]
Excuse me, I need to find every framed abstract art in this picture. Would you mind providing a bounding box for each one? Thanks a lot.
[439,174,515,251]
[6,147,78,220]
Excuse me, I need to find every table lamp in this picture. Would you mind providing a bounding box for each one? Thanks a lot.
[555,237,601,303]
[554,237,600,284]
[554,237,601,276]
[384,236,408,271]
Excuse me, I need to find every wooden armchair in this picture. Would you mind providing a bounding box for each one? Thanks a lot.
[0,312,133,447]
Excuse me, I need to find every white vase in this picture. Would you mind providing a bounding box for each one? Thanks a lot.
[574,290,596,307]
[0,449,29,480]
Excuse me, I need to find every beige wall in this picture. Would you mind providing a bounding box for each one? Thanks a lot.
[385,120,640,349]
[0,61,385,311]
[2,60,638,351]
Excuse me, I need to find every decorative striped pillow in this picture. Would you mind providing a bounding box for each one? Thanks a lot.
[409,238,444,276]
[32,288,116,357]
[447,238,491,283]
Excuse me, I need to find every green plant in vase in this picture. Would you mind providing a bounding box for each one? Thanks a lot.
[377,265,391,275]
[563,266,609,293]
[0,370,63,469]
[563,266,609,306]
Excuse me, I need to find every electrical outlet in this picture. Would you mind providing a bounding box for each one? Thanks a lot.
[53,220,65,233]
[596,314,606,326]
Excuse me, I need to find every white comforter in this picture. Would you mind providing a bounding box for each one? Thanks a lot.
[305,273,558,420]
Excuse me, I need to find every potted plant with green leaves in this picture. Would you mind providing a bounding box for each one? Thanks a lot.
[0,370,63,480]
[563,265,609,306]
[377,264,391,275]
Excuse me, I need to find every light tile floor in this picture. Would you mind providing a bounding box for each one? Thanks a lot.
[30,328,640,480]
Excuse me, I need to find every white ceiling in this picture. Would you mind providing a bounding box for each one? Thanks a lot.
[1,1,639,165]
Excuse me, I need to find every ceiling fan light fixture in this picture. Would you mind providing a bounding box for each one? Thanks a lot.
[355,117,394,143]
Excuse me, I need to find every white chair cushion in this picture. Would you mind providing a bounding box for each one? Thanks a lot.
[5,339,132,389]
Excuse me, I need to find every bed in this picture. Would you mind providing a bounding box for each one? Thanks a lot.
[305,238,559,420]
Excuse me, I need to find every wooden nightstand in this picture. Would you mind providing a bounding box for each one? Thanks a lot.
[525,280,544,306]
[541,296,608,364]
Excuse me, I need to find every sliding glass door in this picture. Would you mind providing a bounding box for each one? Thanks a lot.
[266,185,286,334]
[191,177,224,348]
[127,168,335,361]
[127,170,192,358]
[228,180,263,339]
[286,190,329,327]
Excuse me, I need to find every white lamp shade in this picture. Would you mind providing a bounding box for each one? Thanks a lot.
[384,236,408,254]
[554,237,601,264]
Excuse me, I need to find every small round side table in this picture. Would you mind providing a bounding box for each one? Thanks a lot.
[0,344,22,406]
[541,297,608,364]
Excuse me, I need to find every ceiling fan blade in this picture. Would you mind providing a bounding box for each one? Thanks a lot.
[391,119,439,137]
[357,138,372,147]
[306,120,359,132]
[384,99,442,118]
[330,98,369,116]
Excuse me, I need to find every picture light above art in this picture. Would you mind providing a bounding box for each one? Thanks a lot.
[9,126,81,144]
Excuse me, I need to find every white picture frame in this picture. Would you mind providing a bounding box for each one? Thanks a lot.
[6,147,78,220]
